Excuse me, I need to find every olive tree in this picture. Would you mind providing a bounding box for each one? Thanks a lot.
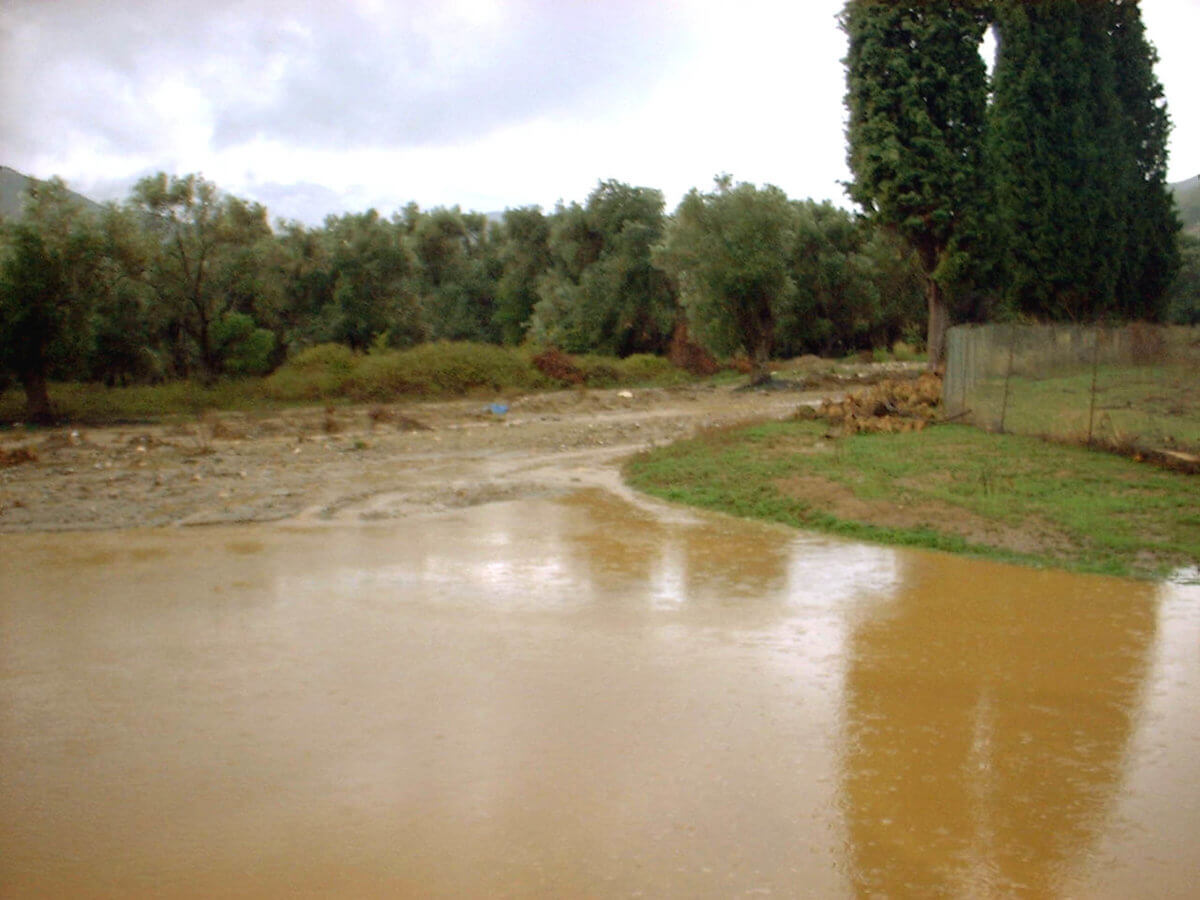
[656,178,798,384]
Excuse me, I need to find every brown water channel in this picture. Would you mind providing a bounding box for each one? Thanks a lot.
[2,486,1198,898]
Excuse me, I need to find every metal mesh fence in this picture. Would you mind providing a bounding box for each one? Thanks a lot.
[944,323,1200,456]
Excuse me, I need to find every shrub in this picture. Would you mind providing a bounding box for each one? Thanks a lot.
[532,347,586,384]
[284,343,357,373]
[345,342,541,400]
[576,356,621,387]
[212,313,276,377]
[613,353,684,384]
[264,343,358,401]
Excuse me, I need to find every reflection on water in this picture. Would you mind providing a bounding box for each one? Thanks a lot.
[841,555,1157,897]
[1,489,1197,897]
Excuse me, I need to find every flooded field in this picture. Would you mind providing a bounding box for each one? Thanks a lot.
[2,484,1197,898]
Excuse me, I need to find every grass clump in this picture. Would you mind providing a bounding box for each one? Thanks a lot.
[625,420,1199,580]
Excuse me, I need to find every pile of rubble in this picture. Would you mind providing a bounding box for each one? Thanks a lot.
[797,372,943,435]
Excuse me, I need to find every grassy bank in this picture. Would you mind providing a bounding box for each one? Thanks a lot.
[625,420,1199,580]
[0,342,695,425]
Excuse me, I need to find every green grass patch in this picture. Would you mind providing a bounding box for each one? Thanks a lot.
[625,420,1199,580]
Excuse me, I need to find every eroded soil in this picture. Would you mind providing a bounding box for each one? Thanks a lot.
[0,384,810,532]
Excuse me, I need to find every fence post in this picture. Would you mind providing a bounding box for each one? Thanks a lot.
[1087,324,1101,447]
[998,323,1017,433]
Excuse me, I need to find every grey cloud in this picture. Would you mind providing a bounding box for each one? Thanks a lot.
[211,2,685,149]
[1,0,691,167]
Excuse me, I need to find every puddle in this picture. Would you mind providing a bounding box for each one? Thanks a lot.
[1,489,1197,897]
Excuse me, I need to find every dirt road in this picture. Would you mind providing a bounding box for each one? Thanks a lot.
[0,384,811,533]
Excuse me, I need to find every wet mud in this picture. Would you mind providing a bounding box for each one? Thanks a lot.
[0,385,806,533]
[2,481,1199,897]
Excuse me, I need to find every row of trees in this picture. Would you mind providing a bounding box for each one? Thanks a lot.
[843,0,1182,366]
[4,1,1189,418]
[0,172,927,419]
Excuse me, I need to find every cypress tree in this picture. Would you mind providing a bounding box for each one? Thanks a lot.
[1108,0,1180,318]
[988,0,1179,321]
[841,0,990,368]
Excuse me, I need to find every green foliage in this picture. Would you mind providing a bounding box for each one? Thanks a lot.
[286,342,357,372]
[531,181,676,357]
[270,220,335,351]
[1173,178,1200,236]
[656,178,798,382]
[347,341,538,399]
[4,165,934,409]
[321,209,424,351]
[0,179,103,420]
[495,207,552,344]
[211,313,276,377]
[608,353,684,385]
[410,206,501,343]
[130,172,275,378]
[774,203,924,357]
[1166,234,1200,325]
[841,0,990,366]
[987,0,1179,321]
[1108,0,1180,315]
[266,341,546,403]
[85,204,160,385]
[263,343,356,401]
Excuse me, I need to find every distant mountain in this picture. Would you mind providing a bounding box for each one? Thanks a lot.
[0,165,105,222]
[1171,174,1200,236]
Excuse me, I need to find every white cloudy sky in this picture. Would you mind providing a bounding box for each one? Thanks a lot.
[2,0,1197,225]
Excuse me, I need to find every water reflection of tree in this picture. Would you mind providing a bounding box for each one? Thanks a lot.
[561,490,790,612]
[840,554,1157,897]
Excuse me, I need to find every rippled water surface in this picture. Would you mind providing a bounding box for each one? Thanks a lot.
[2,489,1198,897]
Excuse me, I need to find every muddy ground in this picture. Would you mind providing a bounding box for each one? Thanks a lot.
[0,383,824,533]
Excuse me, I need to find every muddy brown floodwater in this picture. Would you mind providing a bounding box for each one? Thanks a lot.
[1,385,1199,898]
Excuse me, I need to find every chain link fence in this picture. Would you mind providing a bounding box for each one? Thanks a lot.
[944,323,1200,458]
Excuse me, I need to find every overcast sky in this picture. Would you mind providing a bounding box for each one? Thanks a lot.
[2,0,1197,226]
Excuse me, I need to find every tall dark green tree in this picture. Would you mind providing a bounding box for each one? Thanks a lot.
[988,0,1179,321]
[842,0,990,367]
[1108,0,1179,318]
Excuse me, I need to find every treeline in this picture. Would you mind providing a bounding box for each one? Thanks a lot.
[0,173,925,421]
[843,0,1186,365]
